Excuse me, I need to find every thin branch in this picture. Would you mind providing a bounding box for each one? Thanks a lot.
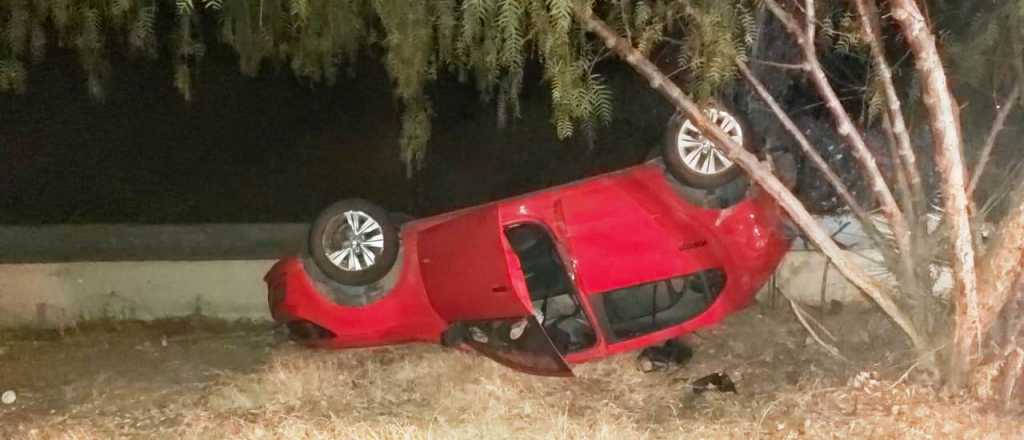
[884,112,917,223]
[574,6,927,351]
[968,82,1022,197]
[805,0,815,47]
[747,58,809,71]
[889,359,921,389]
[854,0,927,216]
[738,60,878,233]
[764,0,920,305]
[619,0,633,45]
[789,297,848,361]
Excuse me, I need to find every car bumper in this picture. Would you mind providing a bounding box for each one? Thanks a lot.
[264,255,449,348]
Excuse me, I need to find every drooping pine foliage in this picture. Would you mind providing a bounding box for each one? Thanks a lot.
[1,0,760,173]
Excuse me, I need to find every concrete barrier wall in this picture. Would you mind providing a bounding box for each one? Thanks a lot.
[0,220,898,327]
[0,224,308,327]
[0,260,276,327]
[0,224,307,263]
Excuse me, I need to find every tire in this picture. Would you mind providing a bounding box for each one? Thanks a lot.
[663,102,758,189]
[308,199,399,285]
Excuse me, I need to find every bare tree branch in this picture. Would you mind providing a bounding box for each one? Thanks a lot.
[968,82,1022,197]
[854,0,927,213]
[889,0,980,388]
[805,0,815,48]
[574,6,928,351]
[883,112,917,222]
[763,0,920,302]
[748,58,809,71]
[737,60,878,236]
[790,297,848,361]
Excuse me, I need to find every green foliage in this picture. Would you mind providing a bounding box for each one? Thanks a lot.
[667,0,758,100]
[1,0,765,173]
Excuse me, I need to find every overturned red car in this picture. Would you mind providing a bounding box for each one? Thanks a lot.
[265,106,792,376]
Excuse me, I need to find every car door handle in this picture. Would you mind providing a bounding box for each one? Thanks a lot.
[491,285,508,293]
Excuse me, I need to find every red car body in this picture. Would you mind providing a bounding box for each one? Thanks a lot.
[265,160,790,375]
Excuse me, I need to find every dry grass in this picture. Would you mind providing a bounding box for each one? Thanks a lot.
[3,310,1023,439]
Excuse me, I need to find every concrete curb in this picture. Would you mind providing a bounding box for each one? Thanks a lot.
[0,260,276,327]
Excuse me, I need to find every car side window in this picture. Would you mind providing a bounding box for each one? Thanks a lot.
[597,269,726,341]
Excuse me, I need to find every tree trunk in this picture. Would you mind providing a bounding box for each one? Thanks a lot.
[889,0,980,390]
[977,187,1024,336]
[573,6,928,352]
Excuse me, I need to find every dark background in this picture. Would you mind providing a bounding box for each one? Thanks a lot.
[0,46,673,225]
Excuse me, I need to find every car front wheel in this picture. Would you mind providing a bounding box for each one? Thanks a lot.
[308,199,399,285]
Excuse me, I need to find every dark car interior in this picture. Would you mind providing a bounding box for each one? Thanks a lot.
[504,223,595,354]
[598,269,726,341]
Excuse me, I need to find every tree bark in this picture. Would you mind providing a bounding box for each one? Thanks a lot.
[573,6,928,351]
[977,187,1024,336]
[889,0,980,389]
[853,0,926,214]
[764,0,921,307]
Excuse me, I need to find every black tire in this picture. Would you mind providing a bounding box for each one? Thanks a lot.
[309,199,399,285]
[663,102,759,189]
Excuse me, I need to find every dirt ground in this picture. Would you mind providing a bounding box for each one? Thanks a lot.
[2,306,1022,439]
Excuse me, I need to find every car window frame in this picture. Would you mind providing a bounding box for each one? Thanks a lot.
[500,219,606,359]
[588,268,728,344]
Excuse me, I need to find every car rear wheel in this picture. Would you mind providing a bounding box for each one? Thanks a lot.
[309,199,399,285]
[663,103,756,189]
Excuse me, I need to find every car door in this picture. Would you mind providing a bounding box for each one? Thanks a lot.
[418,205,532,321]
[460,316,574,377]
[418,205,573,376]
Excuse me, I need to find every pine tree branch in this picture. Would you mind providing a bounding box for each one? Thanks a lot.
[574,5,927,351]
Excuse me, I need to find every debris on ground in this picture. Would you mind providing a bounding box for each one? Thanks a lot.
[636,339,694,372]
[691,372,737,394]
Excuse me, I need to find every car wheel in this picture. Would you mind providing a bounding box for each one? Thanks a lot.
[309,199,399,285]
[663,103,756,189]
